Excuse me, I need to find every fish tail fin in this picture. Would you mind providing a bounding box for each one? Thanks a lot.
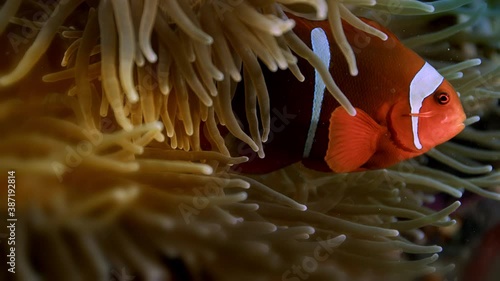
[325,107,384,173]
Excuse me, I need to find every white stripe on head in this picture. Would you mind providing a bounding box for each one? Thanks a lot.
[303,27,330,158]
[409,62,444,150]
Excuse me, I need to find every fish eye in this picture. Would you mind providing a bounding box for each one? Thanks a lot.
[435,92,450,105]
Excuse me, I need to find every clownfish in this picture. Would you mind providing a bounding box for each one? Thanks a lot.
[232,14,466,174]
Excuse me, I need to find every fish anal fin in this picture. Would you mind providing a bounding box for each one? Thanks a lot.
[325,107,384,173]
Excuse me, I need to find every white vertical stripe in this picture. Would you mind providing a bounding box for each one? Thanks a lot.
[303,27,330,158]
[409,62,444,149]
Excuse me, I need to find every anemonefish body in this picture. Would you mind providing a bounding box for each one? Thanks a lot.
[232,14,466,174]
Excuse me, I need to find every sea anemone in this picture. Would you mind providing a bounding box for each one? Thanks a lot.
[0,0,499,281]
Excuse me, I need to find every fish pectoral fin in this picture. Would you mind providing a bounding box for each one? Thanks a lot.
[325,107,384,173]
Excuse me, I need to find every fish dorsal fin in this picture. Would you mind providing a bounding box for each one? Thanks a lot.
[325,107,384,173]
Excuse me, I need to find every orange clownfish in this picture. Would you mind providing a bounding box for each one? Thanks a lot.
[232,14,466,174]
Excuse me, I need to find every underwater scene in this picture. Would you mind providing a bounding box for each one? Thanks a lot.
[0,0,499,280]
